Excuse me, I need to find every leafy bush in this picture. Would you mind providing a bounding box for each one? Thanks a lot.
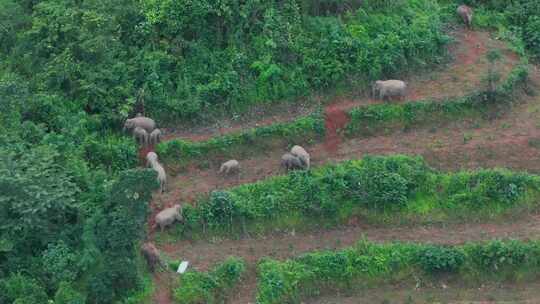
[83,135,138,172]
[41,242,80,287]
[345,155,430,208]
[416,245,465,274]
[54,282,86,304]
[201,191,239,228]
[466,240,531,271]
[173,257,246,304]
[0,273,48,304]
[443,169,539,206]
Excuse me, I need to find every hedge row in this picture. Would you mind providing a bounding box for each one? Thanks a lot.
[157,62,529,169]
[168,155,540,238]
[257,239,540,304]
[172,257,246,304]
[157,111,325,168]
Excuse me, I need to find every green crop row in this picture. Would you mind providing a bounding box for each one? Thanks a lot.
[256,239,540,303]
[172,257,246,304]
[162,155,540,239]
[157,62,529,170]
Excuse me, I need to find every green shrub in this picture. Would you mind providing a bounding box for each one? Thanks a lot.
[173,257,246,304]
[345,155,430,208]
[416,245,465,274]
[444,169,539,206]
[201,191,239,228]
[54,282,86,304]
[466,240,530,271]
[41,241,80,287]
[83,135,138,172]
[0,273,48,304]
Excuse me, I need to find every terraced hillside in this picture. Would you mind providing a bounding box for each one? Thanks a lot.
[4,1,540,304]
[148,26,540,303]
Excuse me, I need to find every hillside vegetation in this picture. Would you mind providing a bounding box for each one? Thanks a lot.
[1,0,539,303]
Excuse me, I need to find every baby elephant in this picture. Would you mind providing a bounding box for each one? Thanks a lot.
[219,159,240,175]
[146,151,159,167]
[133,126,149,147]
[149,128,162,146]
[457,5,473,28]
[281,152,304,171]
[154,204,183,232]
[123,115,156,133]
[153,163,167,193]
[141,242,163,272]
[290,145,310,169]
[372,80,407,101]
[145,151,166,192]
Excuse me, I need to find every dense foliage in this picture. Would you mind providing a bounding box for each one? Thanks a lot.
[0,0,537,302]
[256,239,540,303]
[172,257,245,304]
[0,0,450,125]
[168,155,540,238]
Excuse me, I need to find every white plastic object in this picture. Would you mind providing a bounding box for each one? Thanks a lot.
[177,261,189,274]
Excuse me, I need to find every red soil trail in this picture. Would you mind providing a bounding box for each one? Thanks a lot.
[458,29,488,65]
[137,144,155,167]
[324,104,350,153]
[152,272,174,304]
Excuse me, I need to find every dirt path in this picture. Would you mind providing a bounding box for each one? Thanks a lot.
[162,29,517,142]
[311,281,540,304]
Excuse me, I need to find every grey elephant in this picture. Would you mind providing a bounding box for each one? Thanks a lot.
[123,115,156,133]
[281,152,304,171]
[141,242,164,272]
[457,5,473,28]
[154,204,183,232]
[133,126,149,147]
[149,128,162,146]
[219,159,240,175]
[372,80,407,101]
[145,151,166,192]
[152,162,167,193]
[146,151,159,167]
[290,145,310,169]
